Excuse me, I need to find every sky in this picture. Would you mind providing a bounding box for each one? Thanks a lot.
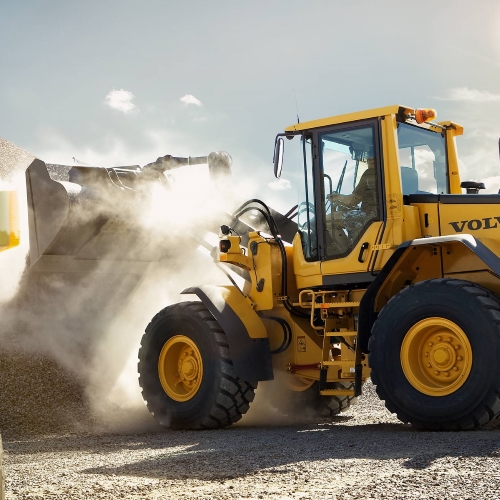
[2,0,500,212]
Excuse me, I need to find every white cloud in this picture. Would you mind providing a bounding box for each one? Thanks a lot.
[268,178,291,190]
[105,89,138,113]
[436,87,500,102]
[180,94,202,106]
[479,175,500,194]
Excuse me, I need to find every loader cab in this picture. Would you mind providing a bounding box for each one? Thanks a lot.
[277,117,385,286]
[278,105,460,289]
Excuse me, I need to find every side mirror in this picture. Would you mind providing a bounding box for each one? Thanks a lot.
[273,137,284,178]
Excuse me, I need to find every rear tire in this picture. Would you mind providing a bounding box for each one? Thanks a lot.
[369,279,500,430]
[138,301,257,429]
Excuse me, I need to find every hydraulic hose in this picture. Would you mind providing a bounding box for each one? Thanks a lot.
[234,199,309,318]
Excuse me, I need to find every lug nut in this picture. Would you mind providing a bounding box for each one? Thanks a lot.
[437,336,442,341]
[457,356,462,361]
[425,352,429,357]
[454,345,460,350]
[453,366,459,371]
[427,363,432,368]
[447,336,452,342]
[429,342,434,347]
[434,370,440,376]
[445,372,450,377]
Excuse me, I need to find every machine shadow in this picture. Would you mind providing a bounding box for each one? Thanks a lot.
[6,420,497,480]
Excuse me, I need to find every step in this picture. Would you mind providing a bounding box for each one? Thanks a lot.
[322,360,356,366]
[321,301,360,308]
[320,389,355,397]
[325,331,357,337]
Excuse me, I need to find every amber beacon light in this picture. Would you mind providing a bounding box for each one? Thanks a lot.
[415,108,437,124]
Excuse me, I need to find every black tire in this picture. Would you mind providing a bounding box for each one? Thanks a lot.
[293,381,356,417]
[369,279,500,430]
[138,301,257,429]
[261,378,356,418]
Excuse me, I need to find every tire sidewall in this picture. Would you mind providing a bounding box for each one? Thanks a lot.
[370,281,499,424]
[139,309,225,428]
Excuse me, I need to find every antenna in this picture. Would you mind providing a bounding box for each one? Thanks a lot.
[293,88,300,124]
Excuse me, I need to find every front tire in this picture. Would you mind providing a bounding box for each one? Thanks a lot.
[369,279,500,430]
[138,301,257,429]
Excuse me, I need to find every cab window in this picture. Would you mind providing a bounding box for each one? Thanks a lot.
[397,122,448,195]
[320,125,380,260]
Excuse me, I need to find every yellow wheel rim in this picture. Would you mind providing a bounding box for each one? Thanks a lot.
[400,318,472,397]
[158,335,203,402]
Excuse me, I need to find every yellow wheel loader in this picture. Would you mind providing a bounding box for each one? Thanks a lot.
[139,105,500,431]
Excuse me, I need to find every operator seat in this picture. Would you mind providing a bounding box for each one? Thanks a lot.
[401,166,419,195]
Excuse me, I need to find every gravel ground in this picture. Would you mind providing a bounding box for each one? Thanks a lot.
[3,379,500,500]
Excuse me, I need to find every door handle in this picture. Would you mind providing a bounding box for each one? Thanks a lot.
[358,242,369,263]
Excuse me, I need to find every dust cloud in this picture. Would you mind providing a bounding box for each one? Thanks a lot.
[1,137,309,436]
[0,143,248,436]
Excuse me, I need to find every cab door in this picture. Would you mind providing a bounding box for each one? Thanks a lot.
[314,120,384,285]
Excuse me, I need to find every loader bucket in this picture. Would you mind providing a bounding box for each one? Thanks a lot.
[0,136,232,274]
[25,159,166,274]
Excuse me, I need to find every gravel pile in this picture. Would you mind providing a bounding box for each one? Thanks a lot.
[0,349,93,437]
[3,380,500,500]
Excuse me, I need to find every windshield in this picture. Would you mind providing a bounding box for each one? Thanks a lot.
[397,122,448,195]
[297,135,317,259]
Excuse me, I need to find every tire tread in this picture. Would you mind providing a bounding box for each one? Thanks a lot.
[369,279,500,430]
[138,301,257,430]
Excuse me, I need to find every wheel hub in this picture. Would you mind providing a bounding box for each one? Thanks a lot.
[158,336,203,402]
[400,318,472,396]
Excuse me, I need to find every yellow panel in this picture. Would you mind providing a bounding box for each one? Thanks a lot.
[219,286,268,339]
[446,130,462,193]
[382,114,404,223]
[321,222,383,276]
[439,204,500,241]
[442,242,489,275]
[292,233,322,289]
[284,105,412,132]
[375,245,442,310]
[411,202,439,237]
[402,205,422,241]
[437,121,464,136]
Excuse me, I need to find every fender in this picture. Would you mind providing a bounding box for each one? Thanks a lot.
[358,234,500,352]
[181,285,274,382]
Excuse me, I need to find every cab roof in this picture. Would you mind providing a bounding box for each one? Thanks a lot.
[284,105,463,135]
